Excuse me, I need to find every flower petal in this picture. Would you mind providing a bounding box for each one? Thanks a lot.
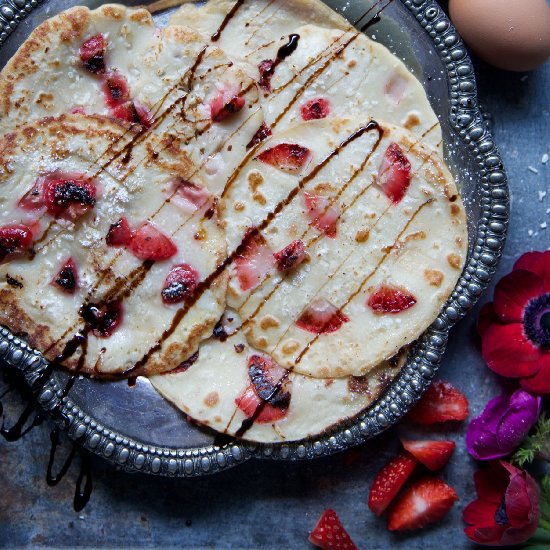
[482,323,542,378]
[463,498,500,526]
[502,463,540,528]
[477,302,499,336]
[465,525,507,545]
[474,465,509,504]
[514,251,550,293]
[519,355,550,395]
[494,270,544,323]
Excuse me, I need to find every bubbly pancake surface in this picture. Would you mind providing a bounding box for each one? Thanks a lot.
[0,1,469,441]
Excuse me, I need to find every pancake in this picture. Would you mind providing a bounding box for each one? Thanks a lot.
[0,114,227,376]
[220,118,467,378]
[170,0,442,149]
[149,314,407,443]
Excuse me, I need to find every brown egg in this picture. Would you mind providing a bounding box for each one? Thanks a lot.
[449,0,550,71]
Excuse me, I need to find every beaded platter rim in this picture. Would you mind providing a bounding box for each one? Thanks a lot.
[0,0,508,477]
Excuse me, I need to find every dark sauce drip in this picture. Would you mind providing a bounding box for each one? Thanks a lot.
[212,432,236,448]
[127,376,137,387]
[0,401,43,441]
[259,34,301,92]
[276,34,300,61]
[125,122,382,377]
[6,274,23,288]
[211,0,246,41]
[212,318,228,341]
[354,0,395,32]
[361,14,381,32]
[74,452,93,512]
[47,428,77,486]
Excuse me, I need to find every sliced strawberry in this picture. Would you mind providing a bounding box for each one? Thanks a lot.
[407,380,469,425]
[401,439,456,471]
[387,477,458,531]
[301,98,330,121]
[367,284,417,314]
[304,192,339,238]
[257,143,312,173]
[111,99,153,128]
[258,59,275,93]
[368,452,418,517]
[166,178,210,213]
[377,142,412,204]
[0,224,34,262]
[273,240,306,272]
[129,222,177,261]
[79,34,107,74]
[384,74,408,105]
[102,71,131,108]
[106,217,133,248]
[246,122,272,149]
[42,173,97,219]
[161,264,199,305]
[234,233,274,291]
[18,178,46,213]
[52,257,78,293]
[210,83,245,122]
[81,300,123,338]
[309,509,358,550]
[296,298,349,334]
[235,354,291,423]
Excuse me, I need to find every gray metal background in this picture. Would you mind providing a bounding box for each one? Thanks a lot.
[1,0,549,548]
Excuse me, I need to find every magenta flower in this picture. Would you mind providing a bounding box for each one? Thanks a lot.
[466,389,541,460]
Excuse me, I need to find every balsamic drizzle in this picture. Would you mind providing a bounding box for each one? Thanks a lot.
[211,0,246,41]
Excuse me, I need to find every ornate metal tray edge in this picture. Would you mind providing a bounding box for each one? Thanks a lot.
[0,0,509,477]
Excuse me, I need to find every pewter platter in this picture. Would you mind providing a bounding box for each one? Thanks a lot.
[0,0,508,476]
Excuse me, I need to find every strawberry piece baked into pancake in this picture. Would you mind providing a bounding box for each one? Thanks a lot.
[221,118,467,378]
[170,0,443,150]
[0,114,226,377]
[150,314,407,443]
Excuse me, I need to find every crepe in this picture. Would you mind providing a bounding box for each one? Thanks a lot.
[221,118,467,378]
[170,0,443,149]
[0,114,226,376]
[150,315,406,443]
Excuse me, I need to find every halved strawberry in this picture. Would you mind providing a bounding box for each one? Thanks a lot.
[161,264,199,305]
[235,354,291,423]
[296,298,349,335]
[81,300,123,338]
[258,59,275,93]
[102,71,131,108]
[106,217,133,247]
[304,192,339,238]
[273,240,306,271]
[129,222,177,261]
[367,284,417,314]
[0,224,34,262]
[111,99,153,128]
[401,439,456,471]
[368,452,418,517]
[387,477,458,531]
[377,142,412,204]
[308,509,358,550]
[52,258,78,293]
[407,380,469,425]
[18,178,46,213]
[246,122,272,149]
[166,178,210,213]
[79,34,107,74]
[301,98,330,121]
[257,143,312,173]
[42,173,97,219]
[234,233,274,291]
[210,83,245,122]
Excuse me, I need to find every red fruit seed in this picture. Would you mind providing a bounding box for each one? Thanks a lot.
[309,509,358,550]
[401,439,456,471]
[387,477,458,531]
[368,452,418,517]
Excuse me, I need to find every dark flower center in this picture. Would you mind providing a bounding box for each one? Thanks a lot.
[494,496,509,526]
[524,293,550,350]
